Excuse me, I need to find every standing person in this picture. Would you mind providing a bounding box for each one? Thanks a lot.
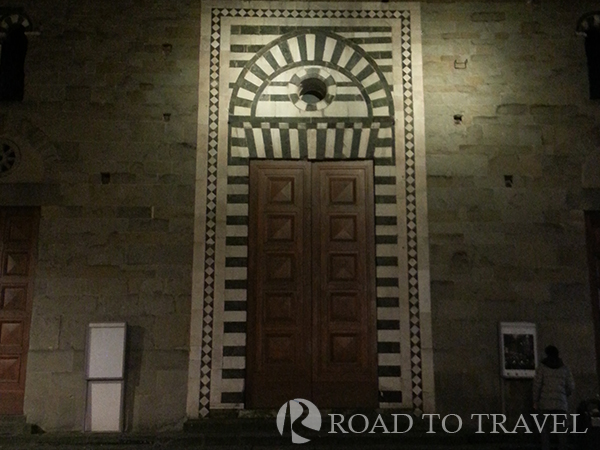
[532,345,575,450]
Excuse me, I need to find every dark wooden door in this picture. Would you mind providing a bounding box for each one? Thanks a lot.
[246,161,312,407]
[0,207,39,414]
[311,162,377,407]
[247,161,377,408]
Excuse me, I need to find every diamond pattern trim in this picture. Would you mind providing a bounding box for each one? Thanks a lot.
[199,7,222,418]
[201,5,422,416]
[400,15,424,416]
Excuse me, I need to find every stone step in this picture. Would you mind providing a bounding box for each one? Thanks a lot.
[0,415,32,436]
[0,432,587,450]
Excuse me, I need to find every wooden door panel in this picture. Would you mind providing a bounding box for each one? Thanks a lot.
[0,285,27,311]
[312,161,377,407]
[0,207,39,414]
[247,161,312,407]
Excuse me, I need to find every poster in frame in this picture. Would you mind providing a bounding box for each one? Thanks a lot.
[499,322,537,378]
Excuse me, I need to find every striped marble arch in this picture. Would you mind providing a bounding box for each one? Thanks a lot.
[230,30,394,118]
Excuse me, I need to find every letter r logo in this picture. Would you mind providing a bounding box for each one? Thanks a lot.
[276,399,322,444]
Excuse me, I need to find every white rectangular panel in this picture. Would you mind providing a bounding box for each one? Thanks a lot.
[86,323,126,379]
[85,381,123,432]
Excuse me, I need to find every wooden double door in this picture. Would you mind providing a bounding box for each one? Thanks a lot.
[246,161,378,408]
[0,207,38,414]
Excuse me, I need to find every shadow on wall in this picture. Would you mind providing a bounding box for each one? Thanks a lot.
[503,379,535,426]
[0,25,27,101]
[124,325,144,432]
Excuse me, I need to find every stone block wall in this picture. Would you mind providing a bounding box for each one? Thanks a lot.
[422,0,600,417]
[0,0,598,431]
[0,1,200,431]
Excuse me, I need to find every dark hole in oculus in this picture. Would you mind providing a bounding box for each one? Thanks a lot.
[299,78,327,104]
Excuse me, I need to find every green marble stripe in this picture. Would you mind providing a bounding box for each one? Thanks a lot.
[261,127,275,159]
[228,157,247,167]
[344,51,363,72]
[258,95,368,103]
[333,126,345,158]
[366,125,377,159]
[375,195,397,204]
[233,97,253,109]
[377,278,399,287]
[224,302,246,312]
[226,236,248,246]
[356,65,376,82]
[230,60,248,68]
[348,36,392,44]
[376,235,398,244]
[280,127,291,159]
[278,39,294,65]
[298,125,308,158]
[235,25,281,35]
[317,128,327,159]
[329,39,346,66]
[272,26,392,33]
[314,33,326,61]
[374,156,395,166]
[262,50,280,72]
[377,297,400,308]
[230,137,247,147]
[334,94,364,101]
[260,95,289,102]
[248,64,268,83]
[374,176,396,185]
[297,34,308,62]
[375,216,397,226]
[227,216,248,225]
[350,126,362,158]
[244,127,257,158]
[376,256,399,266]
[228,118,393,128]
[372,98,389,109]
[230,44,264,53]
[377,321,401,332]
[375,137,393,147]
[228,176,249,185]
[227,194,249,204]
[367,51,393,59]
[365,81,383,94]
[239,79,259,93]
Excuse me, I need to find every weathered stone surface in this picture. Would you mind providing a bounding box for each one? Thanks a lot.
[471,12,506,22]
[496,104,528,115]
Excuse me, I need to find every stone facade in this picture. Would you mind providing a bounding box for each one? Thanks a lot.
[0,0,597,432]
[422,0,600,418]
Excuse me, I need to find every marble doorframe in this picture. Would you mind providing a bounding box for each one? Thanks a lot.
[187,0,433,418]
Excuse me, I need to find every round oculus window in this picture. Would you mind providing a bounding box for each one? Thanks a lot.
[299,78,328,104]
[288,68,336,112]
[0,139,19,177]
